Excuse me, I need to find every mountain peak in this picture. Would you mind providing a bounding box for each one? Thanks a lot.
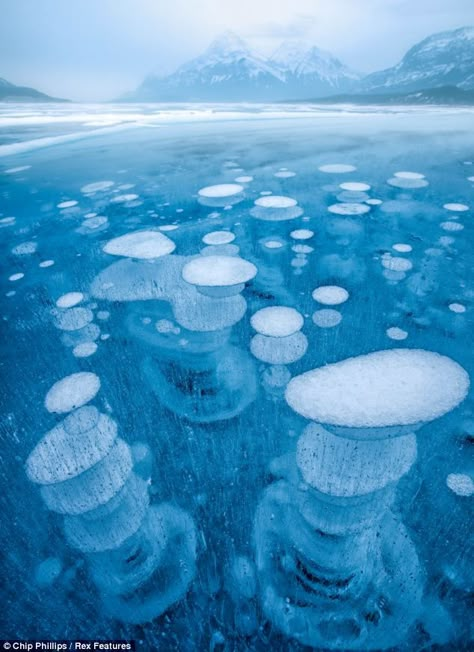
[206,30,249,55]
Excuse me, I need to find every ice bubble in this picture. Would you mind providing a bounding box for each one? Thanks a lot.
[255,196,296,209]
[319,164,356,173]
[54,307,93,331]
[394,171,425,180]
[103,230,176,259]
[446,473,474,497]
[290,229,313,240]
[340,182,371,192]
[292,244,313,254]
[39,260,54,268]
[198,184,243,198]
[57,200,78,209]
[0,217,16,226]
[5,165,31,174]
[251,307,303,338]
[393,243,412,253]
[41,438,132,515]
[387,327,408,341]
[286,349,470,429]
[61,323,101,348]
[449,303,466,313]
[468,176,474,182]
[297,424,417,496]
[81,181,114,194]
[202,231,235,245]
[12,241,37,255]
[251,196,303,221]
[261,238,285,250]
[443,203,469,212]
[9,273,24,282]
[250,332,308,365]
[73,342,98,358]
[26,407,116,484]
[44,372,101,414]
[441,221,464,232]
[35,557,62,586]
[201,244,240,257]
[327,203,370,216]
[388,177,429,189]
[110,194,139,203]
[312,286,349,306]
[80,216,108,231]
[312,309,342,328]
[56,292,84,308]
[159,224,179,232]
[274,170,296,178]
[97,310,110,320]
[173,293,247,332]
[235,176,253,183]
[381,255,413,272]
[262,365,292,389]
[182,255,257,288]
[366,198,383,206]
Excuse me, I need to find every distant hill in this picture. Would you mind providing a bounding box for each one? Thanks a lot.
[301,86,474,106]
[0,77,68,102]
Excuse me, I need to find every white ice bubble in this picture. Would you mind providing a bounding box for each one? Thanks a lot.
[182,255,257,287]
[0,217,16,226]
[292,244,313,254]
[202,231,236,245]
[441,221,464,232]
[443,203,469,212]
[235,176,253,183]
[39,260,54,268]
[446,473,474,497]
[198,184,243,198]
[110,194,139,203]
[290,229,313,240]
[386,327,408,341]
[312,309,342,328]
[54,307,93,331]
[81,181,114,194]
[394,171,425,180]
[388,177,429,189]
[328,203,370,216]
[274,170,296,178]
[9,273,24,282]
[286,349,470,429]
[44,372,101,414]
[12,241,37,255]
[73,342,98,358]
[468,176,474,182]
[56,292,84,308]
[319,164,356,174]
[255,196,297,209]
[261,238,285,250]
[381,255,413,272]
[159,224,179,232]
[312,285,349,306]
[449,303,466,313]
[250,331,308,365]
[57,200,78,209]
[103,230,176,259]
[366,198,383,206]
[97,310,110,320]
[393,243,412,253]
[251,306,303,338]
[340,182,371,192]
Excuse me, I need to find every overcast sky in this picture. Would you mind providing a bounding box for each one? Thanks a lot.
[1,0,473,101]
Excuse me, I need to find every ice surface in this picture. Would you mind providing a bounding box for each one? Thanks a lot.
[44,372,101,414]
[312,285,349,305]
[103,230,176,259]
[250,306,303,337]
[286,349,469,428]
[182,255,257,287]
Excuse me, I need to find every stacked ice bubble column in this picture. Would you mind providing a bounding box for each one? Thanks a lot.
[249,306,307,398]
[254,349,470,650]
[25,372,197,624]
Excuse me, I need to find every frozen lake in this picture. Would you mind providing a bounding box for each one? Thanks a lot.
[0,104,473,650]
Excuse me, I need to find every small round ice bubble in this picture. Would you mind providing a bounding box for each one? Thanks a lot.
[110,194,139,203]
[255,196,297,209]
[182,255,257,288]
[54,307,93,331]
[57,200,78,209]
[319,164,356,173]
[312,285,349,306]
[12,241,37,255]
[44,372,101,414]
[328,203,370,216]
[263,239,285,249]
[274,170,296,178]
[443,203,469,212]
[382,255,413,272]
[235,176,253,183]
[446,473,474,497]
[312,309,342,328]
[9,273,24,282]
[103,230,176,259]
[73,342,98,358]
[198,184,243,198]
[202,231,235,245]
[81,181,114,194]
[394,171,425,180]
[441,221,464,232]
[340,182,371,192]
[290,229,313,240]
[285,349,470,429]
[393,243,412,253]
[251,306,303,338]
[387,327,408,341]
[56,292,84,309]
[449,303,466,313]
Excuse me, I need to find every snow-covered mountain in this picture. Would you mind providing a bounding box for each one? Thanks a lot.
[361,26,474,93]
[0,77,67,102]
[123,31,359,102]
